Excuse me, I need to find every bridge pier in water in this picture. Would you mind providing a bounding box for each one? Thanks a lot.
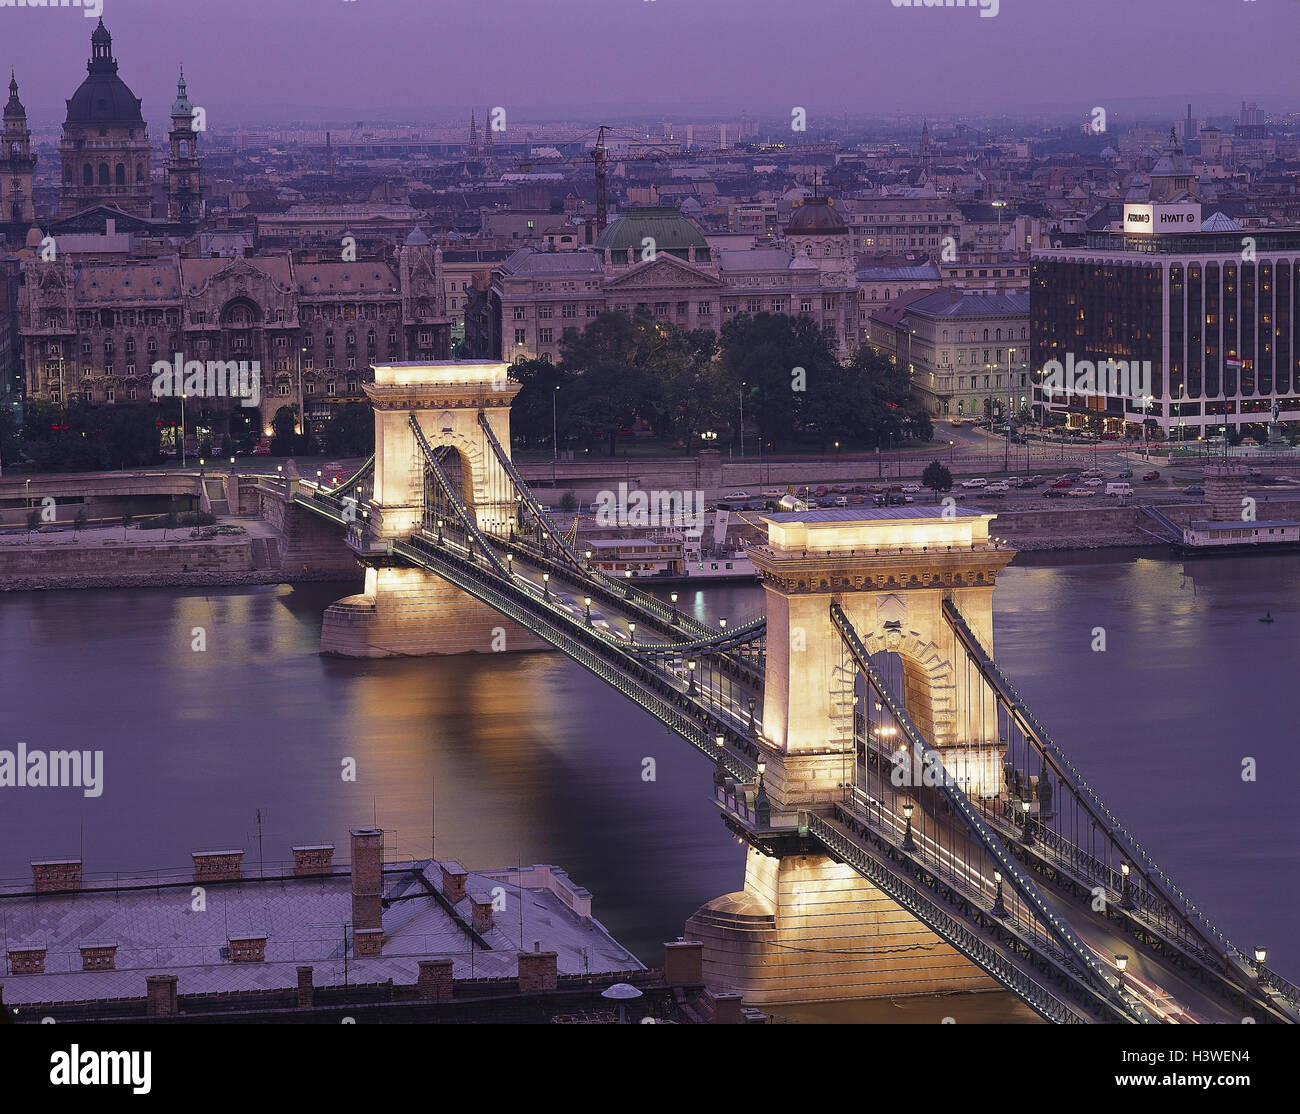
[690,507,1016,1005]
[321,361,549,657]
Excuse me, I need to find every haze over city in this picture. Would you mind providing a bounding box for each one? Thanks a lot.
[2,0,1297,123]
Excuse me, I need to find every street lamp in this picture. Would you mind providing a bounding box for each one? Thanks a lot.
[1115,953,1128,993]
[719,617,728,632]
[542,572,550,601]
[179,392,187,467]
[584,596,591,624]
[627,621,635,643]
[687,659,697,694]
[506,552,513,575]
[747,696,756,731]
[991,869,1007,916]
[670,591,678,622]
[436,518,444,544]
[1021,798,1034,844]
[713,734,727,790]
[901,801,917,852]
[1120,861,1133,908]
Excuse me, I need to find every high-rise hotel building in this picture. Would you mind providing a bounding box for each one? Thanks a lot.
[1031,203,1300,441]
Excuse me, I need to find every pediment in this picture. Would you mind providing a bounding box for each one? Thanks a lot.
[604,254,724,292]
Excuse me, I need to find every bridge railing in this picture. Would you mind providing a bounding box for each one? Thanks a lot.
[804,811,1090,1024]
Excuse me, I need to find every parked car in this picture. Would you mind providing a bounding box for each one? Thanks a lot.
[1116,468,1134,478]
[723,490,750,500]
[761,488,784,498]
[985,482,1010,492]
[901,484,922,493]
[833,496,850,507]
[960,478,988,488]
[1067,488,1096,498]
[1050,478,1074,489]
[1042,488,1069,498]
[849,494,866,504]
[1183,485,1205,496]
[1084,478,1104,487]
[1142,470,1160,481]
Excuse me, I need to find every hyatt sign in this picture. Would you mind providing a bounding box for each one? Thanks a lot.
[1123,202,1202,235]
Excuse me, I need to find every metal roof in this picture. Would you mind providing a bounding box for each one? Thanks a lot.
[764,506,990,524]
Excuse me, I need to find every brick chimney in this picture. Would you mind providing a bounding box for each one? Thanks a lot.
[292,844,334,877]
[707,989,744,1024]
[416,959,453,1000]
[350,829,383,936]
[664,940,703,986]
[80,943,117,971]
[31,859,82,894]
[468,890,494,934]
[8,948,45,975]
[517,951,558,992]
[228,935,267,962]
[297,966,314,1008]
[145,975,179,1018]
[354,928,383,958]
[438,860,468,903]
[192,850,243,884]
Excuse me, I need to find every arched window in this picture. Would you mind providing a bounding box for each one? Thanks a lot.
[179,140,188,157]
[82,164,92,186]
[115,163,126,186]
[983,328,989,341]
[136,163,144,183]
[824,244,831,256]
[98,163,109,185]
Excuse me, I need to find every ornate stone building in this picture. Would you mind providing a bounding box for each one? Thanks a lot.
[1,71,36,234]
[18,230,451,431]
[59,20,153,218]
[481,204,859,362]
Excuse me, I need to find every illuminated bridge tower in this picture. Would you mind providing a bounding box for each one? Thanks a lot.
[688,506,1017,1004]
[320,362,550,656]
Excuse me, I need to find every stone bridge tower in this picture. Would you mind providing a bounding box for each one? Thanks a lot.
[687,506,1016,1005]
[321,361,549,657]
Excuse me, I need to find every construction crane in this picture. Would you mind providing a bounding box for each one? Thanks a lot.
[591,125,610,235]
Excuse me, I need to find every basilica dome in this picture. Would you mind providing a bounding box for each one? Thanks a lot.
[64,19,144,128]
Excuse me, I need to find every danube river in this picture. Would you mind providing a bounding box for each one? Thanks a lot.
[3,548,1298,1012]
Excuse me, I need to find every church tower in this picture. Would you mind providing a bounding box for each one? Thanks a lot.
[166,66,201,227]
[483,107,494,163]
[1,70,37,230]
[468,110,479,159]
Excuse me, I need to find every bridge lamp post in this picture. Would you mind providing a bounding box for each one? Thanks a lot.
[505,553,513,576]
[1020,799,1034,845]
[436,518,444,544]
[1114,953,1128,994]
[584,596,591,625]
[1120,862,1133,908]
[901,801,917,852]
[719,617,728,632]
[584,548,593,570]
[1254,946,1268,978]
[992,870,1007,916]
[747,697,756,731]
[713,734,727,791]
[688,659,697,694]
[627,621,635,643]
[754,760,770,826]
[542,572,550,601]
[670,592,678,623]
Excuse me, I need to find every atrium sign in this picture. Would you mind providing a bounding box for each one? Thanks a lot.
[1123,203,1201,235]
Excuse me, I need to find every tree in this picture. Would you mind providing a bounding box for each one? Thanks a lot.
[121,511,134,540]
[321,402,375,458]
[564,365,661,456]
[73,508,88,536]
[163,508,179,540]
[922,461,953,497]
[270,405,299,456]
[26,508,39,540]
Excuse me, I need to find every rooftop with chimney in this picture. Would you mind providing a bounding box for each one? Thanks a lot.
[0,829,642,1011]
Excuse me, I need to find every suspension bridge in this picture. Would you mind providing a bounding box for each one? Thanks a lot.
[262,361,1297,1023]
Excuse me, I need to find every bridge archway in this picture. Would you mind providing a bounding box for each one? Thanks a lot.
[365,362,519,541]
[752,507,1013,807]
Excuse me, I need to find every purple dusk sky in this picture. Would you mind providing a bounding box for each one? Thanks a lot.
[2,0,1297,124]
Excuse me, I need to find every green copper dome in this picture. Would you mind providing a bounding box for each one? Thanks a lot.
[594,206,711,262]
